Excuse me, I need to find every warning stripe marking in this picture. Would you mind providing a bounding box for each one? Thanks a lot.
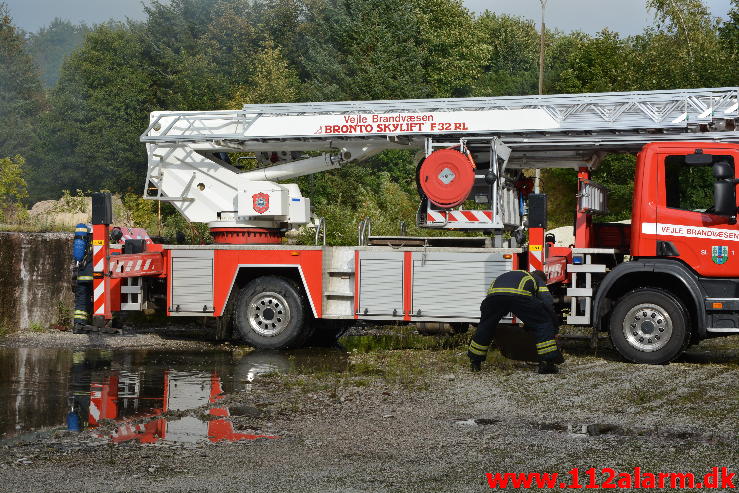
[426,210,494,223]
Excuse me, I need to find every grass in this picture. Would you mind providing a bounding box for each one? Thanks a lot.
[29,322,46,333]
[0,222,73,233]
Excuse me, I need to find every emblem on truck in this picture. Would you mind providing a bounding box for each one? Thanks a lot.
[252,193,269,214]
[712,245,729,264]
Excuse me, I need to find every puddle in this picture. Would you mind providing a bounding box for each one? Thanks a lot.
[454,418,500,426]
[0,347,347,442]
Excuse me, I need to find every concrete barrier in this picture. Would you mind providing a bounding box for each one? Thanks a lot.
[0,232,74,331]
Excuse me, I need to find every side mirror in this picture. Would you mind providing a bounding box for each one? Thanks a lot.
[713,181,736,216]
[713,161,733,180]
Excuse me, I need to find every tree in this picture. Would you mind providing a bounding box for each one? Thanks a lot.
[26,19,90,88]
[0,4,45,163]
[229,40,301,106]
[31,23,156,199]
[719,0,738,74]
[413,0,490,97]
[634,0,728,88]
[472,13,539,96]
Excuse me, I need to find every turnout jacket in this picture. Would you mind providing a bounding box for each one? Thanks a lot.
[486,270,558,328]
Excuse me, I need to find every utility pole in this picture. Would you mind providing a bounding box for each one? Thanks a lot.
[536,0,548,193]
[538,0,548,96]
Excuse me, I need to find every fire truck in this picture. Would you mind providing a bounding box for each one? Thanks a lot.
[88,87,739,364]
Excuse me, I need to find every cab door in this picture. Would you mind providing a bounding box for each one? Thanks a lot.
[654,145,739,277]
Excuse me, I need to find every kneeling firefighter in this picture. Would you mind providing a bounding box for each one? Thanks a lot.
[468,270,564,374]
[72,223,93,333]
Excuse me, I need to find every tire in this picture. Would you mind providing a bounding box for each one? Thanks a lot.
[235,276,309,349]
[609,288,690,364]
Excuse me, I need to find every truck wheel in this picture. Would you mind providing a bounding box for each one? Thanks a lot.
[609,288,689,364]
[235,276,308,349]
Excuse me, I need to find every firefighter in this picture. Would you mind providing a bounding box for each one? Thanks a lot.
[468,270,564,374]
[72,223,93,333]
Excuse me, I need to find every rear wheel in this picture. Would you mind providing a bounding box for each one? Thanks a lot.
[235,276,308,349]
[609,288,690,364]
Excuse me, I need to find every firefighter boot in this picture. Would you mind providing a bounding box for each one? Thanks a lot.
[549,351,565,365]
[469,357,482,372]
[537,360,558,374]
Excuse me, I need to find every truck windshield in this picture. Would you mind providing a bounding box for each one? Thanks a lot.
[665,155,735,212]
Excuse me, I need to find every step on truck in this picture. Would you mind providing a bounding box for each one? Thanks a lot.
[88,87,739,364]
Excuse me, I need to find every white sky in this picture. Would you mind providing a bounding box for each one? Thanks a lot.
[3,0,734,34]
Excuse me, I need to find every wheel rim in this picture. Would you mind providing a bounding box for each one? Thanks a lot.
[247,292,290,337]
[621,303,673,352]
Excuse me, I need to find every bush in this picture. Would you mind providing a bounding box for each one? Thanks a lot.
[0,155,28,222]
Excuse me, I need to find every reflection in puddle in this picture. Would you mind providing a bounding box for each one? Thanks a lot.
[0,347,348,442]
[97,371,278,444]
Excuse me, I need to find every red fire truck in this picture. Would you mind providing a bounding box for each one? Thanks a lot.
[88,87,739,364]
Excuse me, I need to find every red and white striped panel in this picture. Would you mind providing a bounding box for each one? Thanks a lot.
[109,253,164,278]
[426,209,494,224]
[92,243,106,316]
[92,224,108,317]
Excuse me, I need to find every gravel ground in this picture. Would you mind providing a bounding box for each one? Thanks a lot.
[0,327,224,351]
[0,332,737,492]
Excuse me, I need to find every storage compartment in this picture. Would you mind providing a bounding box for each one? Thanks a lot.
[411,252,512,319]
[358,252,403,317]
[170,250,214,314]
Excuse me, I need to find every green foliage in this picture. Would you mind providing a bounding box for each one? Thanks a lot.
[30,23,157,201]
[0,155,29,222]
[29,322,45,333]
[52,189,87,214]
[229,41,301,106]
[720,1,739,61]
[472,13,539,96]
[0,5,45,163]
[26,18,90,88]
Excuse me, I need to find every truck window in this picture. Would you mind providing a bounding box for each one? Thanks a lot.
[664,155,735,212]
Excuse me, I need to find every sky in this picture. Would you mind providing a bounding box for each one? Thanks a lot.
[3,0,734,34]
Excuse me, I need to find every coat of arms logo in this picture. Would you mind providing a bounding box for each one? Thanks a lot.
[252,192,269,214]
[712,245,729,265]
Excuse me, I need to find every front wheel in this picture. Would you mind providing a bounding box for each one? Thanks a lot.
[235,276,309,349]
[609,288,690,364]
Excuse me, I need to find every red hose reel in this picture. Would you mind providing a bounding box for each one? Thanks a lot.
[417,148,476,208]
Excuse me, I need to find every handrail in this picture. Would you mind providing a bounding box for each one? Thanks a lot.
[314,217,326,246]
[358,217,372,246]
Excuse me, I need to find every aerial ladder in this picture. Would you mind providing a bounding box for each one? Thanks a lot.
[140,87,738,237]
[90,87,739,364]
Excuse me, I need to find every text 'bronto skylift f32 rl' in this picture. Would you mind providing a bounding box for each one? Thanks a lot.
[87,87,739,364]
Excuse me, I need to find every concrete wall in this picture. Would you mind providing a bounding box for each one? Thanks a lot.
[0,232,74,331]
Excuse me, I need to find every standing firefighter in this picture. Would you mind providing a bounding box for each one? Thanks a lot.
[468,270,564,374]
[72,223,93,333]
